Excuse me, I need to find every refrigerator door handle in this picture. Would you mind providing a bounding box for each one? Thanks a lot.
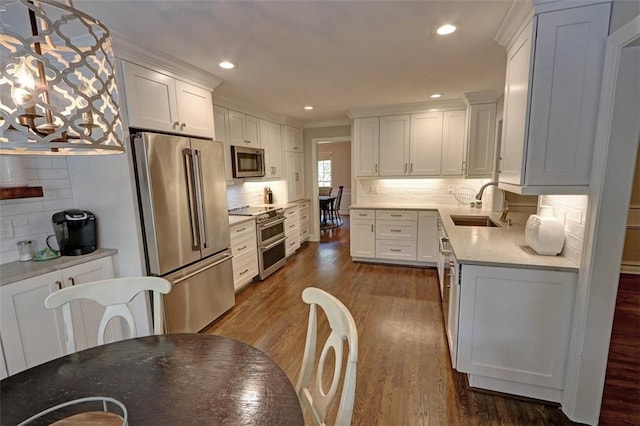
[171,253,233,285]
[183,148,201,250]
[193,149,209,249]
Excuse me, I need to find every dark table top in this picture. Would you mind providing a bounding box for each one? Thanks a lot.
[0,334,304,425]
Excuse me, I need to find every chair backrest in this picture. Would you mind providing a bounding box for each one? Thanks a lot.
[296,287,358,426]
[319,186,333,196]
[334,185,344,210]
[44,276,172,355]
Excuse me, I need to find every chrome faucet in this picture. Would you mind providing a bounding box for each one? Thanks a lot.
[475,181,498,200]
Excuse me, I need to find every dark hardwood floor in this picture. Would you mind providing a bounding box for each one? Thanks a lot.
[599,273,640,426]
[205,217,579,425]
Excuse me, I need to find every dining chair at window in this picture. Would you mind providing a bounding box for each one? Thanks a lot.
[319,186,333,196]
[330,185,344,223]
[44,276,172,355]
[296,287,358,426]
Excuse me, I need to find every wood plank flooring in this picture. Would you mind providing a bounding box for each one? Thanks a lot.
[599,273,640,426]
[204,218,578,425]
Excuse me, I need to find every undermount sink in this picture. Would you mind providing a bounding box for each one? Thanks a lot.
[450,215,502,227]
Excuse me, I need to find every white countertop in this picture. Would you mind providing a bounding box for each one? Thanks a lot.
[351,203,578,272]
[1,248,119,286]
[228,215,255,226]
[228,199,310,225]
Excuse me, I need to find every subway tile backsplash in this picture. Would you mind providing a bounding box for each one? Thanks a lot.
[0,157,74,264]
[539,195,588,266]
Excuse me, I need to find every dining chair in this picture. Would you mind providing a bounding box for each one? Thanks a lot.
[330,185,344,223]
[44,276,172,355]
[296,287,358,426]
[319,186,333,196]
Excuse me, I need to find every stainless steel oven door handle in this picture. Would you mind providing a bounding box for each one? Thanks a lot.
[261,236,286,251]
[257,217,285,231]
[171,253,233,285]
[438,236,450,255]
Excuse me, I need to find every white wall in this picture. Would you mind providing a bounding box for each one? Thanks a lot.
[0,157,74,263]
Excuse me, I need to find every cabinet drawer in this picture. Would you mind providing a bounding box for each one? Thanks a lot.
[232,252,258,289]
[230,232,257,257]
[376,221,417,240]
[376,240,417,261]
[285,208,299,219]
[286,234,301,256]
[230,222,255,242]
[285,220,299,236]
[300,227,310,241]
[351,209,375,219]
[376,210,417,221]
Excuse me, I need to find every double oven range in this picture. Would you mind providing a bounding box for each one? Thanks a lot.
[229,206,287,280]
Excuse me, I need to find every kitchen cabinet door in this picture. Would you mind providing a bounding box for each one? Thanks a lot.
[122,61,178,134]
[0,256,116,377]
[286,152,305,202]
[260,119,283,179]
[379,115,410,176]
[353,117,379,177]
[122,61,214,138]
[229,110,260,147]
[466,103,497,177]
[457,264,577,402]
[244,115,261,148]
[441,110,467,176]
[213,105,234,182]
[410,112,443,176]
[350,210,375,259]
[417,211,438,263]
[499,3,610,194]
[284,125,303,153]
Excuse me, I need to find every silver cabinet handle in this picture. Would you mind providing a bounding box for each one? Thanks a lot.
[370,224,374,232]
[374,164,378,173]
[180,123,186,130]
[404,163,407,173]
[390,248,401,252]
[68,277,76,286]
[172,121,180,129]
[239,268,250,276]
[238,245,248,252]
[410,163,413,172]
[235,227,246,233]
[55,280,62,290]
[390,229,401,232]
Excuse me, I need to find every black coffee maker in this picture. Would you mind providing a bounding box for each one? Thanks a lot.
[52,210,97,256]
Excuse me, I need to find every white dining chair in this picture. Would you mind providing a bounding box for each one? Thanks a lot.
[44,276,172,355]
[296,287,358,426]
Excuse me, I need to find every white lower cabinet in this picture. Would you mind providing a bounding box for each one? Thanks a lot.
[0,256,115,376]
[417,211,438,263]
[284,206,300,257]
[375,210,418,261]
[456,264,577,402]
[298,200,310,242]
[350,210,376,259]
[230,221,258,291]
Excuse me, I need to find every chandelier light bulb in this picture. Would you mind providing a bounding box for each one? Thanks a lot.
[10,58,35,105]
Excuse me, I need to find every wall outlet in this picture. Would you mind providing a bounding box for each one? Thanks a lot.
[0,219,14,239]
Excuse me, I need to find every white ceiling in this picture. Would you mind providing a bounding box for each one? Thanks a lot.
[74,0,513,125]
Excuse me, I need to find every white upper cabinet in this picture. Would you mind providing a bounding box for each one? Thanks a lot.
[122,61,214,138]
[353,117,380,177]
[284,125,304,153]
[410,112,443,176]
[213,105,234,183]
[379,115,410,176]
[260,119,284,179]
[286,152,305,202]
[228,110,261,147]
[466,103,497,177]
[499,3,611,194]
[441,110,467,176]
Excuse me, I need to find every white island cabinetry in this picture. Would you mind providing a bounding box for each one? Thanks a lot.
[0,255,116,377]
[455,263,577,402]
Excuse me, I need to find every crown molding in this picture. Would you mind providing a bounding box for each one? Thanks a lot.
[347,98,467,119]
[464,91,501,105]
[213,95,304,128]
[111,31,223,90]
[304,119,352,129]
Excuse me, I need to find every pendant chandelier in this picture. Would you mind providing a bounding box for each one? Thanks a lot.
[0,0,124,155]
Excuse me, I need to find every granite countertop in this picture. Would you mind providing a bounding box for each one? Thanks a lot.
[350,203,578,272]
[1,248,119,286]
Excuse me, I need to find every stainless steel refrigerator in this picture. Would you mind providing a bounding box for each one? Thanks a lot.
[132,131,234,333]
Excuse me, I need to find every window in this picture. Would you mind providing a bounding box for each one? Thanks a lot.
[318,159,332,187]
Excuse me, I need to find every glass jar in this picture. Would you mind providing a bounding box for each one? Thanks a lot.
[17,240,33,261]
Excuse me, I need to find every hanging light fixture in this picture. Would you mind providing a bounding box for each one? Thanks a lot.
[0,0,124,155]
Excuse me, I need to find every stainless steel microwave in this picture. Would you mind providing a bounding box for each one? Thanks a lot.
[231,146,265,178]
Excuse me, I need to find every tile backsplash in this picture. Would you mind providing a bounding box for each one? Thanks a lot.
[0,157,75,264]
[356,178,496,208]
[539,195,589,265]
[226,180,288,210]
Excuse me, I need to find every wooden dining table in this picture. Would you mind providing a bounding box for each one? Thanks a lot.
[319,195,337,224]
[0,334,304,425]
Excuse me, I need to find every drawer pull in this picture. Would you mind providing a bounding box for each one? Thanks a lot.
[235,227,246,233]
[390,214,402,217]
[238,245,248,251]
[390,229,401,232]
[358,213,367,216]
[239,269,250,276]
[390,248,402,252]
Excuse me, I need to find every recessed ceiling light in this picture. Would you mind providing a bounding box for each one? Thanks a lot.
[218,61,236,70]
[304,105,314,110]
[430,93,443,99]
[436,24,457,35]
